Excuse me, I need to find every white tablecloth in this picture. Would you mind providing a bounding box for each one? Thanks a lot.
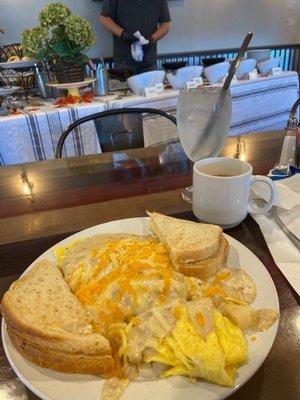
[0,100,107,165]
[0,72,299,165]
[229,72,299,135]
[108,71,299,140]
[107,91,179,147]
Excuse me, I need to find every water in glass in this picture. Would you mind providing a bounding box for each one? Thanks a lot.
[177,86,232,203]
[177,86,231,162]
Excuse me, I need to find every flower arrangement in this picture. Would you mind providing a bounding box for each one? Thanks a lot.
[21,2,95,64]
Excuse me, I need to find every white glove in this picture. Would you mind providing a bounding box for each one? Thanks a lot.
[131,31,149,62]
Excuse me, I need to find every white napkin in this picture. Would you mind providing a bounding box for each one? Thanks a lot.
[251,174,300,295]
[131,31,149,62]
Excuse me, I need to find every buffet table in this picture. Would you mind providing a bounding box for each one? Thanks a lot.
[0,71,298,165]
[110,71,299,137]
[0,99,107,165]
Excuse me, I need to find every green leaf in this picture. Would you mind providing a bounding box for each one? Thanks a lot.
[58,53,87,64]
[73,53,89,63]
[67,40,82,53]
[51,41,71,58]
[35,47,49,60]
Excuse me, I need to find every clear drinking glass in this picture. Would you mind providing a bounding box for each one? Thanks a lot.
[177,86,232,203]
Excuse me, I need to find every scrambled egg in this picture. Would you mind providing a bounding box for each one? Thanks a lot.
[140,305,247,386]
[55,240,80,267]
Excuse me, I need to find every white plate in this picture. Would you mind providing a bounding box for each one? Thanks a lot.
[0,60,36,69]
[46,78,96,90]
[2,217,279,400]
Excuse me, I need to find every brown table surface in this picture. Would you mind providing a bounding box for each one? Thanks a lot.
[0,130,299,400]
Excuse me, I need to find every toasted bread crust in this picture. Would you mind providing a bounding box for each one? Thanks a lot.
[1,262,111,357]
[1,260,112,375]
[8,328,114,376]
[1,294,111,356]
[176,238,229,279]
[4,324,112,357]
[147,211,223,263]
[173,231,222,264]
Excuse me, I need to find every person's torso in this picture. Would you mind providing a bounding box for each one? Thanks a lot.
[115,0,162,37]
[113,0,162,66]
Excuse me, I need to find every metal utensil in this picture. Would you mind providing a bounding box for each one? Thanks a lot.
[96,66,109,96]
[297,131,300,168]
[288,97,300,126]
[287,97,300,168]
[272,206,300,250]
[255,198,300,250]
[33,62,48,99]
[0,379,28,400]
[272,96,300,172]
[222,32,253,92]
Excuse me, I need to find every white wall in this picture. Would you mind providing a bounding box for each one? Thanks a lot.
[1,0,300,57]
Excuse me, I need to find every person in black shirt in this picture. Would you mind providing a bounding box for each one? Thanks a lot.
[100,0,171,74]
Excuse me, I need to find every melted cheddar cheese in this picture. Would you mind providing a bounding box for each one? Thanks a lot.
[57,236,199,333]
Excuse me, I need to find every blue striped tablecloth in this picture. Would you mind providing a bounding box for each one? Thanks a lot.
[107,90,180,147]
[229,71,299,135]
[0,100,107,165]
[108,71,299,141]
[0,72,299,165]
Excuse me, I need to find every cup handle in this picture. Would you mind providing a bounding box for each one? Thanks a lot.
[248,176,275,214]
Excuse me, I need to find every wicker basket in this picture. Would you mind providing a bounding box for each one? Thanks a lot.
[0,43,23,62]
[0,73,36,91]
[51,62,85,84]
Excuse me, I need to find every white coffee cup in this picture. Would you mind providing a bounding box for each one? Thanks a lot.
[192,157,276,228]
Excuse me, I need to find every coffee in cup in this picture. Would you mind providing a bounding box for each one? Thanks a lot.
[192,157,275,228]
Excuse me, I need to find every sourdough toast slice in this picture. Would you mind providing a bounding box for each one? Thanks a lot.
[147,211,223,264]
[174,238,229,279]
[1,260,113,375]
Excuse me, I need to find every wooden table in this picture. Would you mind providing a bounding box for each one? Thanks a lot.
[0,130,299,400]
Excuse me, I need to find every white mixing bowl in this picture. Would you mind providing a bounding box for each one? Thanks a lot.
[257,57,281,75]
[127,70,165,95]
[166,66,203,90]
[204,62,230,84]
